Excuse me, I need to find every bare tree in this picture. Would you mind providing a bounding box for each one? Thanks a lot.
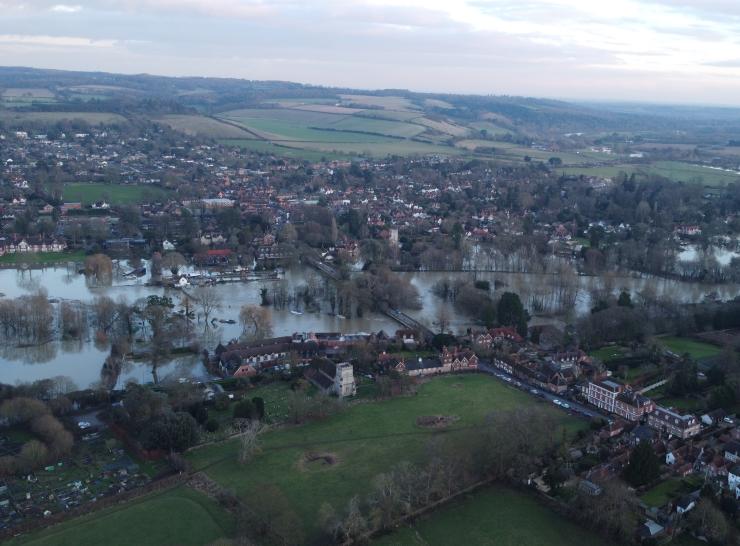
[434,306,451,334]
[238,420,264,465]
[84,254,113,285]
[193,286,222,327]
[239,305,273,341]
[161,251,187,276]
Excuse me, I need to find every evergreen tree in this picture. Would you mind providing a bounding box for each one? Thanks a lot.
[623,441,660,487]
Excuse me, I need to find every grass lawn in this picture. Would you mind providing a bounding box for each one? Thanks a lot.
[187,375,584,542]
[61,183,171,205]
[374,486,614,546]
[653,395,704,413]
[0,250,86,265]
[657,336,722,360]
[640,477,701,508]
[9,486,233,546]
[590,346,629,363]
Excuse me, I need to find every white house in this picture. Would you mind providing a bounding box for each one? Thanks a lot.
[729,466,740,498]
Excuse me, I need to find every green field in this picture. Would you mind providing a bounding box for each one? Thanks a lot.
[61,183,171,205]
[657,336,722,360]
[559,165,638,178]
[220,138,352,161]
[0,111,127,125]
[187,375,583,542]
[560,160,740,186]
[0,250,86,265]
[645,161,740,187]
[374,486,613,546]
[157,114,255,138]
[10,487,233,546]
[215,106,469,158]
[9,376,584,546]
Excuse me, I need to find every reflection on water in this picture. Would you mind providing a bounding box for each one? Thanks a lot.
[0,263,738,388]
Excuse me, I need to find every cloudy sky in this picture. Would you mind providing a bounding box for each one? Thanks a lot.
[1,0,740,104]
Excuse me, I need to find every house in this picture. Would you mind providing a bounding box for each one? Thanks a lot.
[613,390,656,422]
[577,479,603,496]
[647,406,701,439]
[675,494,697,515]
[630,424,656,445]
[725,441,740,463]
[473,327,523,348]
[440,346,478,371]
[587,380,624,413]
[395,329,419,347]
[305,361,356,398]
[701,409,727,426]
[728,465,740,498]
[0,236,67,255]
[639,520,664,540]
[400,357,444,377]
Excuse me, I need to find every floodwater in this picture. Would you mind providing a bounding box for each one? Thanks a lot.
[0,262,738,389]
[0,263,396,388]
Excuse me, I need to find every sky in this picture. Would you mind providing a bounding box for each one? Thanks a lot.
[1,0,740,104]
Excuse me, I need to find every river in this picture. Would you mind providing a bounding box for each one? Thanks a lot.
[0,263,737,389]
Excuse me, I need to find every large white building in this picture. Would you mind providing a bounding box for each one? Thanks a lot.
[587,380,624,413]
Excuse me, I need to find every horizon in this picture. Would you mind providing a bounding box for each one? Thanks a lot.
[8,64,740,111]
[3,1,740,106]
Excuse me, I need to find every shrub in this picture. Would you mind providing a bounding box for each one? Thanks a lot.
[233,399,256,420]
[205,418,220,432]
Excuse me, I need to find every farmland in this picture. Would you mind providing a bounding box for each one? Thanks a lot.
[156,114,255,139]
[374,486,613,546]
[0,111,127,125]
[186,374,584,542]
[216,106,463,158]
[61,183,171,205]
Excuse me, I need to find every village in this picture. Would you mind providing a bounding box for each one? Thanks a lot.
[0,105,739,546]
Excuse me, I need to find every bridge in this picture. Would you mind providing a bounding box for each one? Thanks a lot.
[303,256,435,340]
[384,308,435,341]
[303,255,341,281]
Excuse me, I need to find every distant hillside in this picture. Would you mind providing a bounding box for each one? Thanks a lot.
[2,65,733,136]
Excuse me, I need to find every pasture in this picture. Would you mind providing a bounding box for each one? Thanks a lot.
[374,486,613,546]
[9,487,233,546]
[187,374,584,542]
[61,183,170,205]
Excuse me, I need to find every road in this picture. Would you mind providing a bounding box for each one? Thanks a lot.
[477,361,611,421]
